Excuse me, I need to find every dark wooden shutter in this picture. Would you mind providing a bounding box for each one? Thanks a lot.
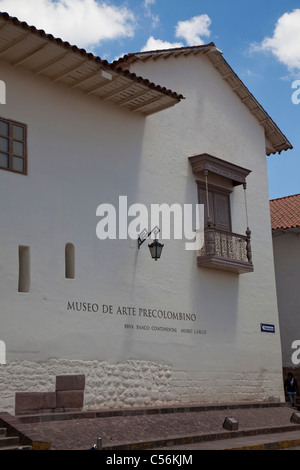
[198,183,231,231]
[213,193,231,231]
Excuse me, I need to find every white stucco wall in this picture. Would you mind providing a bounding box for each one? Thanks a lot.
[0,341,5,364]
[0,53,284,413]
[273,230,300,367]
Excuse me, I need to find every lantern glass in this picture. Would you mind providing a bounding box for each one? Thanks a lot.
[148,239,164,260]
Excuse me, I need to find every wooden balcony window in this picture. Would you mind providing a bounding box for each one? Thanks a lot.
[189,153,253,274]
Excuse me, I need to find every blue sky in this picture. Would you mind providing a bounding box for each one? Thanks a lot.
[0,0,299,200]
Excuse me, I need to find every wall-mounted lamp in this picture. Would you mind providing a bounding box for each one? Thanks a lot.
[138,227,164,261]
[148,239,164,261]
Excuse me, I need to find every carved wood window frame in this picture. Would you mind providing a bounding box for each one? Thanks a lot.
[189,153,251,188]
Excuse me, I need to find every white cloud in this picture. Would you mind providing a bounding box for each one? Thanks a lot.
[141,36,183,52]
[175,14,211,46]
[141,14,212,52]
[143,0,159,28]
[252,9,300,71]
[144,0,155,7]
[0,0,136,50]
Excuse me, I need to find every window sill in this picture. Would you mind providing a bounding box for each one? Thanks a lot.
[197,254,253,274]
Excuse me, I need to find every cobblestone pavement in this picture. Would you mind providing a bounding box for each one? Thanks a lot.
[13,404,300,450]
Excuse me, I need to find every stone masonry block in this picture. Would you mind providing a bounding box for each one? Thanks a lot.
[223,417,239,431]
[56,390,84,409]
[15,392,56,414]
[15,392,43,414]
[56,375,76,391]
[55,374,85,392]
[44,392,57,409]
[76,374,85,391]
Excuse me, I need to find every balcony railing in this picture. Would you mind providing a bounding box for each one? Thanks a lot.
[197,226,253,274]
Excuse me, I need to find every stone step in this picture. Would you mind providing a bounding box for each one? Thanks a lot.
[0,417,32,451]
[0,432,32,450]
[0,447,19,451]
[0,436,20,448]
[0,433,31,450]
[0,445,32,451]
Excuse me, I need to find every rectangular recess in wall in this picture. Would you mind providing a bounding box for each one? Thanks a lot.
[18,246,30,293]
[65,243,75,279]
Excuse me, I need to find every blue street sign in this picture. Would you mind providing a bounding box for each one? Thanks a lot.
[260,323,275,333]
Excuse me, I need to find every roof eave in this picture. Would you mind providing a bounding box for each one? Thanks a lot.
[0,11,183,115]
[116,44,293,155]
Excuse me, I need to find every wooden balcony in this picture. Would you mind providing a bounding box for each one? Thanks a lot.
[197,226,253,274]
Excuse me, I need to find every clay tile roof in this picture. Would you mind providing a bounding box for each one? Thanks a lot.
[0,12,183,115]
[270,194,300,230]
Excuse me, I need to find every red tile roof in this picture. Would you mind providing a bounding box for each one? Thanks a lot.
[270,194,300,230]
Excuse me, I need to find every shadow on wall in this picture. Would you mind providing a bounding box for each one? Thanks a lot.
[0,341,6,364]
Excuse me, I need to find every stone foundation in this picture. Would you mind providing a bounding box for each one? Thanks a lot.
[0,359,285,415]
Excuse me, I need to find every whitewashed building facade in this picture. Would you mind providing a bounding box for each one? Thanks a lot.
[0,12,292,414]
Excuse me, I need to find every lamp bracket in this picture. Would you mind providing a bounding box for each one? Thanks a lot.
[138,226,160,249]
